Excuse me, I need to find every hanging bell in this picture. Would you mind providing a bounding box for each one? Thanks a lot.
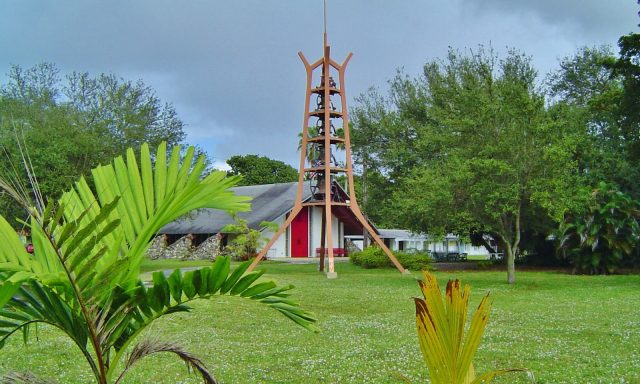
[316,146,325,165]
[316,118,325,135]
[316,94,325,110]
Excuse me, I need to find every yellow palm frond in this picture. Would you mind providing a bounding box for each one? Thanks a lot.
[414,271,534,384]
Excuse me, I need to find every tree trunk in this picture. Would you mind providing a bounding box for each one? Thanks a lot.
[500,203,521,285]
[505,244,516,284]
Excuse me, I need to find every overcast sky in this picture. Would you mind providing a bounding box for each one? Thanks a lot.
[1,1,638,169]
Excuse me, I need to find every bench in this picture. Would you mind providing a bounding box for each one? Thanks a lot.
[433,252,468,262]
[315,248,348,257]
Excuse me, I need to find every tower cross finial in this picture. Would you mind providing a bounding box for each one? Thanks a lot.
[323,0,328,47]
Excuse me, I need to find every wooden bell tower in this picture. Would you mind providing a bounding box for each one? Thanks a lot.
[248,9,408,278]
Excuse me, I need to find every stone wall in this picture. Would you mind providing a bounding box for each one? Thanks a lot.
[191,234,222,260]
[147,235,166,260]
[145,234,222,260]
[164,236,193,259]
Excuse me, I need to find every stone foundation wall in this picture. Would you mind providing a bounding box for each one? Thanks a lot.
[164,236,193,259]
[147,235,167,260]
[145,234,222,260]
[192,235,222,260]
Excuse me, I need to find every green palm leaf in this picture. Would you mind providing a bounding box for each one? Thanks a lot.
[103,258,317,370]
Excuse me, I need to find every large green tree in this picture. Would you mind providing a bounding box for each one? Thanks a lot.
[226,154,298,186]
[0,63,186,226]
[352,48,583,284]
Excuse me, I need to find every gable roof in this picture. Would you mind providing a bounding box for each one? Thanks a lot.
[160,181,312,234]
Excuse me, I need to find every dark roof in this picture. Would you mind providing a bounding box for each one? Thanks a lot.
[160,181,312,235]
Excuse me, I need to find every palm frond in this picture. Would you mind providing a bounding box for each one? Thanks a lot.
[0,371,57,384]
[103,257,318,381]
[115,339,216,384]
[76,142,250,289]
[414,271,534,384]
[0,216,38,308]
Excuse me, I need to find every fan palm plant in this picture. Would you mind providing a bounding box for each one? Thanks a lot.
[414,271,533,384]
[0,142,317,384]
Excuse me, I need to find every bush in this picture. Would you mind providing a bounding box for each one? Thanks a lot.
[221,217,278,261]
[558,182,640,274]
[350,246,433,270]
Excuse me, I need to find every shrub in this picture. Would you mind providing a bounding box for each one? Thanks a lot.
[558,182,640,274]
[221,218,278,261]
[350,246,432,270]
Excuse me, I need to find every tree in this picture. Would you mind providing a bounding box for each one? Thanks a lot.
[0,142,316,383]
[546,46,640,195]
[0,63,187,226]
[226,154,298,186]
[62,70,185,156]
[607,31,640,169]
[352,47,582,283]
[351,76,447,230]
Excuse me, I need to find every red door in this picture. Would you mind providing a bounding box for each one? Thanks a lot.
[291,207,309,257]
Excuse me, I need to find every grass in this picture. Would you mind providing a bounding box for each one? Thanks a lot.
[138,258,216,281]
[1,261,639,383]
[140,258,215,273]
[466,254,490,260]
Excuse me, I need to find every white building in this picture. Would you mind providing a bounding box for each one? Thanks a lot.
[348,229,496,258]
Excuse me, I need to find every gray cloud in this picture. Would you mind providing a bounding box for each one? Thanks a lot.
[469,0,638,38]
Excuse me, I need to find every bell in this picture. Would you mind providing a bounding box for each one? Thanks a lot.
[316,146,325,165]
[316,118,325,135]
[316,174,326,191]
[316,94,325,110]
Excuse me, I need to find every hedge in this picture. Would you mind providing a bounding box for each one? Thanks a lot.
[350,246,433,270]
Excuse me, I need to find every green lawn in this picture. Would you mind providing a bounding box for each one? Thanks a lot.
[466,254,490,260]
[1,262,638,383]
[140,258,216,273]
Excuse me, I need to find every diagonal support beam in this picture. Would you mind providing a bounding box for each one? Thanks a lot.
[248,204,303,272]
